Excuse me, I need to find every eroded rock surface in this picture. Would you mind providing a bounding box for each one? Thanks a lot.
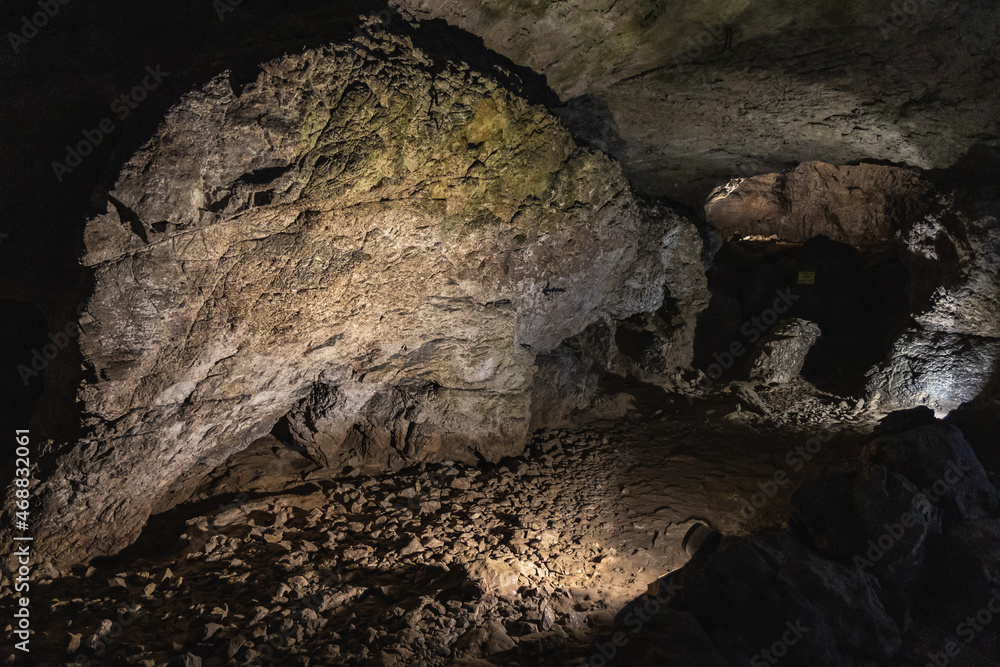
[745,318,821,385]
[390,0,1000,206]
[868,194,1000,413]
[705,162,930,246]
[27,28,704,571]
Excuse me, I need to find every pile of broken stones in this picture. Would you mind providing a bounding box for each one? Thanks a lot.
[8,402,999,666]
[605,406,1000,666]
[12,431,672,667]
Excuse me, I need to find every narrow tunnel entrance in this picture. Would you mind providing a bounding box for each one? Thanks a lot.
[694,236,912,397]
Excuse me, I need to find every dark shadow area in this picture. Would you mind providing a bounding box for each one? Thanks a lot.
[269,414,314,457]
[0,299,47,428]
[597,374,685,419]
[553,93,627,159]
[694,236,912,397]
[925,144,1000,203]
[0,299,48,483]
[946,399,1000,476]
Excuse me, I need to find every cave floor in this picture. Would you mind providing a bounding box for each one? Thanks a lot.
[19,382,882,667]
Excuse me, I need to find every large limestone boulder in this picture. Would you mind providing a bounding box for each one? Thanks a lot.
[790,465,940,587]
[862,422,999,527]
[25,27,704,571]
[664,530,901,665]
[868,196,1000,413]
[745,318,822,385]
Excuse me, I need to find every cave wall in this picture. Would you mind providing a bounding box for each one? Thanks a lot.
[697,158,1000,412]
[389,0,1000,207]
[868,193,1000,413]
[23,26,707,571]
[705,162,931,246]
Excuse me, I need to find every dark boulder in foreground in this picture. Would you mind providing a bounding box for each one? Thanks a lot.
[602,409,1000,666]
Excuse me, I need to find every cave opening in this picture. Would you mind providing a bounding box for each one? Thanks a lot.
[695,235,912,398]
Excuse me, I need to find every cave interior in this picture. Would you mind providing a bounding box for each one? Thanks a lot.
[2,0,1000,665]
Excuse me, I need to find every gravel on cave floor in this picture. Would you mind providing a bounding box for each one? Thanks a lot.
[12,382,882,666]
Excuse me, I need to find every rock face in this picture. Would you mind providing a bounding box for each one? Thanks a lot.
[28,28,705,570]
[791,465,940,599]
[694,157,999,412]
[660,530,902,666]
[745,318,822,385]
[705,162,930,246]
[868,194,1000,413]
[390,0,1000,207]
[610,410,1000,666]
[862,421,999,527]
[528,215,709,428]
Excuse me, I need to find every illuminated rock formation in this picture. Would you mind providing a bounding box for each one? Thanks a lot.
[29,27,707,571]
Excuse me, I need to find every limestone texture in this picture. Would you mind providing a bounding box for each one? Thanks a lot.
[26,27,705,571]
[868,194,1000,413]
[390,0,1000,207]
[705,162,930,246]
[745,318,822,385]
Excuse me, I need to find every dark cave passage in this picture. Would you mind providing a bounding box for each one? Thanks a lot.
[694,236,912,398]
